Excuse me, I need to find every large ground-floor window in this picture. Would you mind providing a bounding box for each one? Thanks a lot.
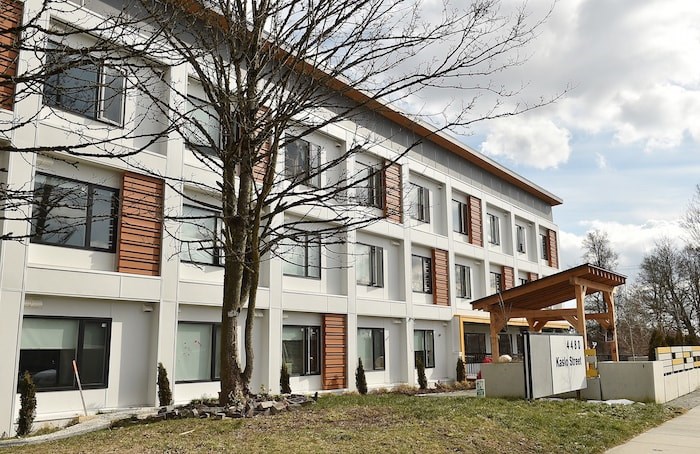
[175,322,221,382]
[414,329,435,368]
[282,325,320,376]
[358,328,385,370]
[18,317,111,391]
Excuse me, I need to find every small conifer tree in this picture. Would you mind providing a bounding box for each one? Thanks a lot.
[416,357,428,390]
[355,358,368,395]
[157,363,173,406]
[17,371,36,437]
[280,363,292,394]
[456,357,466,383]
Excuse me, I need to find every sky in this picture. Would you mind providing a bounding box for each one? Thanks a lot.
[436,0,700,282]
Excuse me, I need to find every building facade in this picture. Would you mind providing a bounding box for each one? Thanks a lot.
[0,0,562,435]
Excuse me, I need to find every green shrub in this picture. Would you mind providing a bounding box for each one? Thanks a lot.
[355,358,368,395]
[456,357,466,383]
[416,358,427,390]
[157,363,172,407]
[280,363,291,394]
[17,371,36,437]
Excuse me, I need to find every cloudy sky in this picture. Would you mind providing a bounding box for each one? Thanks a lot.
[450,0,700,281]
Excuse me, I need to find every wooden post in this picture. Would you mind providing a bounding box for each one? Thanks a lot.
[603,291,620,361]
[574,284,588,350]
[489,311,500,359]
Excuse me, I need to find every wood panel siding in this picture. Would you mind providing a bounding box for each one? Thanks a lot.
[0,0,22,111]
[467,195,482,247]
[252,139,270,183]
[383,162,402,223]
[502,266,515,291]
[528,272,539,282]
[547,229,559,269]
[322,314,346,390]
[117,172,164,276]
[432,248,449,306]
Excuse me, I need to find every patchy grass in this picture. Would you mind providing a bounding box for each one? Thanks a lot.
[4,394,678,454]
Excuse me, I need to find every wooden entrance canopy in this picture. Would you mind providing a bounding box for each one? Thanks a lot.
[471,264,626,360]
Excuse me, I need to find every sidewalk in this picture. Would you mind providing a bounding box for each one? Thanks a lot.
[606,389,700,454]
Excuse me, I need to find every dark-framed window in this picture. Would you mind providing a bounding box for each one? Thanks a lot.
[455,264,471,299]
[175,322,221,382]
[181,204,222,266]
[519,278,529,286]
[18,316,111,391]
[452,199,469,235]
[44,42,125,125]
[490,271,502,294]
[487,213,500,245]
[411,254,432,294]
[31,173,119,252]
[356,243,383,287]
[185,95,221,155]
[358,328,385,371]
[414,329,435,368]
[464,333,486,355]
[540,234,549,260]
[516,225,526,253]
[285,138,321,188]
[282,231,321,278]
[410,183,430,222]
[356,162,383,208]
[498,333,513,356]
[282,325,320,376]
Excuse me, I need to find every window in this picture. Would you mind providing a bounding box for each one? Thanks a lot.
[18,317,111,391]
[185,95,221,155]
[498,333,513,356]
[282,231,321,278]
[358,328,385,371]
[487,213,500,245]
[452,199,468,235]
[282,325,320,376]
[285,138,321,187]
[540,234,549,260]
[409,183,430,222]
[356,243,383,287]
[175,322,221,382]
[516,225,526,253]
[44,43,125,124]
[357,163,383,208]
[414,329,435,368]
[455,264,471,299]
[411,254,432,293]
[32,173,119,251]
[181,205,222,266]
[489,271,502,294]
[519,278,529,286]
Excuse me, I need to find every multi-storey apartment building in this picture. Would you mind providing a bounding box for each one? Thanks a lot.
[0,0,562,435]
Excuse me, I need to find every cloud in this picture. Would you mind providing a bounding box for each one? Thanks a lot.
[594,153,607,170]
[480,116,571,169]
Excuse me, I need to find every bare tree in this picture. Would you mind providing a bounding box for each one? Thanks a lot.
[1,0,562,402]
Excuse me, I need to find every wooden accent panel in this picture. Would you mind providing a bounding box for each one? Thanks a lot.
[547,229,559,269]
[322,314,346,390]
[383,162,402,223]
[252,139,270,183]
[0,0,22,111]
[117,172,164,276]
[432,248,449,306]
[502,266,515,291]
[467,195,482,247]
[527,272,539,282]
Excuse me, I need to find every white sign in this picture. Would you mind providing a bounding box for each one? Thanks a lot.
[524,333,587,399]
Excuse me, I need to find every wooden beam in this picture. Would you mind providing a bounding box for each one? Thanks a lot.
[574,284,588,349]
[569,277,615,293]
[526,319,548,332]
[489,311,507,359]
[603,291,620,361]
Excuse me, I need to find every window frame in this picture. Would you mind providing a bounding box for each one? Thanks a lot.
[31,172,119,252]
[180,204,223,267]
[356,162,384,209]
[184,94,221,156]
[357,328,385,371]
[410,183,430,223]
[43,41,126,126]
[516,224,526,253]
[414,329,435,368]
[411,254,433,294]
[282,230,322,279]
[285,138,321,188]
[174,321,221,383]
[540,233,549,260]
[18,316,112,392]
[455,264,472,299]
[490,271,503,294]
[487,213,500,245]
[282,325,321,376]
[452,199,469,235]
[356,243,384,287]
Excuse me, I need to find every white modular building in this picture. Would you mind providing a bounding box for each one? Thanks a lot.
[0,0,563,436]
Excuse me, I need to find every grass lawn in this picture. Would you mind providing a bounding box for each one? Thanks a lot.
[5,394,678,453]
